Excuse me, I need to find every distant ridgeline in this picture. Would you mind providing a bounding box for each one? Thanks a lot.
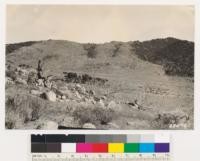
[6,41,40,54]
[131,37,194,77]
[6,37,194,77]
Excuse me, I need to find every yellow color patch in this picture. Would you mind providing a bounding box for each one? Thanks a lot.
[108,143,124,153]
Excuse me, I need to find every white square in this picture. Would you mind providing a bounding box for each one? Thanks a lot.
[155,134,170,143]
[61,143,76,153]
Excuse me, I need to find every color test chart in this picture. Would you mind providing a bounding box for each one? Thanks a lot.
[31,134,170,161]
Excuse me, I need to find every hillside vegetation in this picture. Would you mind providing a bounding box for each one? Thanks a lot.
[131,38,194,77]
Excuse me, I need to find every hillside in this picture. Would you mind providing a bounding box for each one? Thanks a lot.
[6,37,194,77]
[5,38,194,130]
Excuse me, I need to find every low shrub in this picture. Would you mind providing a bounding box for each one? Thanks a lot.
[83,43,97,58]
[73,106,115,125]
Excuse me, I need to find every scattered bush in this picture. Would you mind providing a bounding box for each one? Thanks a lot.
[83,43,97,58]
[112,43,122,57]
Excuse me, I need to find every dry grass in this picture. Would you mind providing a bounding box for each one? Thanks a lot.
[5,94,46,129]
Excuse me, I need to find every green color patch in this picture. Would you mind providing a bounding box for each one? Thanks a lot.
[124,143,139,153]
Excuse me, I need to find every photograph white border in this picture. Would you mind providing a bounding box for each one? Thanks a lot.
[0,0,200,161]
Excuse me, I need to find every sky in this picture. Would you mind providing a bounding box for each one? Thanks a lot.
[6,5,194,43]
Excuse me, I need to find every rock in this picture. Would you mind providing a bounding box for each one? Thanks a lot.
[82,123,96,129]
[96,99,105,108]
[61,95,66,100]
[89,90,95,96]
[57,88,73,98]
[82,97,88,102]
[107,122,120,129]
[15,77,27,85]
[30,90,42,96]
[51,81,57,89]
[90,98,96,104]
[16,67,29,76]
[36,79,44,86]
[37,120,58,129]
[107,100,117,110]
[169,124,175,129]
[58,99,64,102]
[59,117,79,128]
[6,77,14,85]
[43,91,56,102]
[44,79,52,88]
[75,84,86,94]
[94,96,100,102]
[57,95,61,99]
[75,91,82,99]
[101,95,107,100]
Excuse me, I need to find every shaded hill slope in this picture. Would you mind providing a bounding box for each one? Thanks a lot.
[131,37,194,77]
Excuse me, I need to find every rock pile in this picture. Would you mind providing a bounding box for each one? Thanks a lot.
[6,65,37,86]
[7,64,120,114]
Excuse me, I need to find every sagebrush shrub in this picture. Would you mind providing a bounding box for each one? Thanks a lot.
[73,106,115,126]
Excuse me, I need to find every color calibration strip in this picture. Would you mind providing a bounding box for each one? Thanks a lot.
[31,134,170,153]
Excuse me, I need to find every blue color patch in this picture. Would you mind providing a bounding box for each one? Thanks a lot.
[139,143,155,153]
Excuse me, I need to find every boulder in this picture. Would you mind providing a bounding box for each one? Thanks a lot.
[82,123,96,129]
[101,95,107,100]
[15,77,27,85]
[43,91,56,102]
[96,99,105,108]
[57,88,73,98]
[30,89,43,96]
[44,80,52,88]
[36,79,44,86]
[51,81,57,89]
[75,91,82,99]
[107,100,117,109]
[37,120,58,129]
[61,95,66,100]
